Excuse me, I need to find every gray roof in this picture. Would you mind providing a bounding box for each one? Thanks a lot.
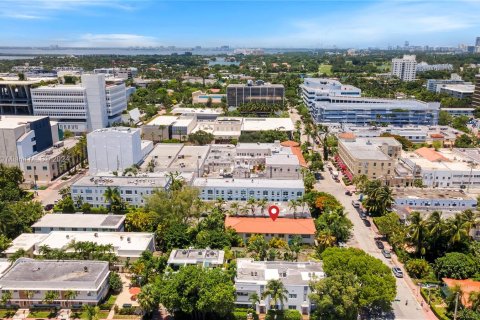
[0,258,109,291]
[32,213,125,230]
[168,249,225,265]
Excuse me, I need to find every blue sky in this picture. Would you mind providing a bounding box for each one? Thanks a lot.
[0,0,479,48]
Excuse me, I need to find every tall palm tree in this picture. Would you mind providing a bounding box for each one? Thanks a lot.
[43,290,59,305]
[469,291,480,313]
[316,231,336,252]
[408,211,427,257]
[104,187,121,213]
[137,284,159,315]
[288,199,298,219]
[262,279,289,311]
[459,209,479,234]
[426,211,444,256]
[258,198,268,216]
[447,213,470,249]
[230,202,240,216]
[64,290,78,307]
[247,198,257,217]
[249,292,260,310]
[83,305,100,320]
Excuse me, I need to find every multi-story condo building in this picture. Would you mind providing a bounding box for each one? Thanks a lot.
[31,74,127,133]
[338,136,402,181]
[193,178,304,201]
[0,258,110,307]
[32,213,125,233]
[300,78,439,125]
[87,127,153,174]
[393,188,477,211]
[226,81,284,107]
[441,108,475,117]
[0,115,58,167]
[234,259,324,315]
[473,75,480,108]
[426,76,470,93]
[71,175,171,207]
[416,62,453,72]
[391,55,417,81]
[439,84,475,99]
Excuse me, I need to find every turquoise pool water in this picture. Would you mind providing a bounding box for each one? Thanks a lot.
[199,95,224,99]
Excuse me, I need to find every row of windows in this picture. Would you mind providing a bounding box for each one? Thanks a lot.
[32,92,85,96]
[204,189,303,196]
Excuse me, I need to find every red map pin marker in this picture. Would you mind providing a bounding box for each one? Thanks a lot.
[268,205,280,221]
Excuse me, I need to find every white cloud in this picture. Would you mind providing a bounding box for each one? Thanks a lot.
[70,33,160,47]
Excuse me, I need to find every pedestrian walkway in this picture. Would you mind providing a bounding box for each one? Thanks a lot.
[13,309,29,319]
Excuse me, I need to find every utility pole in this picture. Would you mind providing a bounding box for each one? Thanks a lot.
[453,292,459,320]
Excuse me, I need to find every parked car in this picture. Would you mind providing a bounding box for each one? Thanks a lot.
[314,172,322,180]
[345,190,352,196]
[382,249,392,259]
[363,219,371,227]
[44,204,54,211]
[375,240,384,250]
[122,304,133,308]
[360,212,367,219]
[351,200,360,208]
[392,267,403,278]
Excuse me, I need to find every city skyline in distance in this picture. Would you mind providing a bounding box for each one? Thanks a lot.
[0,0,479,49]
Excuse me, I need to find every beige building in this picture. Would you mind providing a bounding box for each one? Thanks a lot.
[338,135,402,181]
[21,138,80,186]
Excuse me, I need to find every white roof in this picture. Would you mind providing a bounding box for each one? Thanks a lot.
[241,118,294,131]
[147,115,179,126]
[34,231,154,258]
[5,233,49,255]
[266,154,300,166]
[0,115,49,129]
[171,107,222,115]
[32,213,125,230]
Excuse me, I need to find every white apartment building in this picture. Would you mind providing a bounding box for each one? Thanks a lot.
[71,174,171,207]
[87,127,153,174]
[235,259,324,315]
[31,74,127,133]
[32,213,125,233]
[393,188,477,210]
[391,55,417,81]
[193,178,304,201]
[0,258,110,307]
[300,78,362,105]
[401,147,480,189]
[93,67,138,80]
[416,62,453,72]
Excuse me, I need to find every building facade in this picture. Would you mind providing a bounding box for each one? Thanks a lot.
[234,259,324,315]
[391,55,417,81]
[32,213,125,233]
[31,74,127,133]
[227,82,284,107]
[473,74,480,108]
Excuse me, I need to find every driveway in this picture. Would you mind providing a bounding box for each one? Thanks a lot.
[315,165,434,320]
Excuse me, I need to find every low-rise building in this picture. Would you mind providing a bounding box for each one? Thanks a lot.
[167,249,225,269]
[225,217,316,244]
[32,213,125,233]
[21,138,80,186]
[393,188,477,210]
[441,108,475,117]
[71,174,171,207]
[235,258,324,315]
[0,258,110,307]
[4,233,49,257]
[194,178,304,201]
[439,84,475,99]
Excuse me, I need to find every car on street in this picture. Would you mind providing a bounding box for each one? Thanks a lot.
[363,219,371,227]
[44,204,54,211]
[382,249,392,259]
[392,267,403,278]
[122,304,132,308]
[359,211,367,219]
[375,240,384,250]
[314,172,323,180]
[351,200,360,208]
[345,190,352,196]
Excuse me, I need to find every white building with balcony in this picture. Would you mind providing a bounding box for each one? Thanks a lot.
[391,55,417,81]
[234,259,324,315]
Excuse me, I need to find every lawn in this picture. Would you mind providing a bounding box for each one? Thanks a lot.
[0,310,16,318]
[112,315,140,319]
[318,64,333,75]
[28,310,57,318]
[71,310,110,319]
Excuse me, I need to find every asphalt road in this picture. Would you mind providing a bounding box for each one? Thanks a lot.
[315,170,430,320]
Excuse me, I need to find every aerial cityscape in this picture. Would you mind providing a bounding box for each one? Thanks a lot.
[0,1,480,320]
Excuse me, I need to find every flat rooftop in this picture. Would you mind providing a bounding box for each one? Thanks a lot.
[4,233,49,255]
[193,178,304,189]
[27,138,78,161]
[265,154,300,166]
[73,174,169,188]
[403,148,480,171]
[35,231,154,258]
[140,143,183,171]
[227,83,284,88]
[146,115,179,126]
[32,213,125,230]
[171,107,223,115]
[340,137,400,161]
[90,127,140,135]
[168,145,210,171]
[393,188,474,200]
[315,97,439,110]
[236,258,324,286]
[168,249,225,265]
[441,84,475,93]
[241,118,294,131]
[0,115,49,129]
[225,217,315,235]
[0,258,109,290]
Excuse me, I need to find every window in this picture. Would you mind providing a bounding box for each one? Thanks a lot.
[26,166,32,170]
[42,166,48,171]
[289,306,297,310]
[289,294,297,298]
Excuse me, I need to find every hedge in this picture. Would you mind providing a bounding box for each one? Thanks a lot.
[265,309,302,320]
[420,288,449,320]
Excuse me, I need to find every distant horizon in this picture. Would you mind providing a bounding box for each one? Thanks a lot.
[0,0,479,49]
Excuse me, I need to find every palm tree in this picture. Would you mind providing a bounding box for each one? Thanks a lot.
[249,292,260,310]
[247,198,257,217]
[230,202,240,216]
[426,211,444,256]
[239,205,250,217]
[316,231,336,252]
[469,291,480,312]
[352,174,369,193]
[83,305,100,320]
[64,290,78,307]
[262,279,289,311]
[258,198,268,216]
[447,213,470,249]
[25,290,34,302]
[104,187,121,213]
[1,291,12,306]
[215,198,226,212]
[43,290,59,305]
[459,209,479,234]
[288,199,298,219]
[137,284,159,315]
[166,171,185,192]
[408,211,427,257]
